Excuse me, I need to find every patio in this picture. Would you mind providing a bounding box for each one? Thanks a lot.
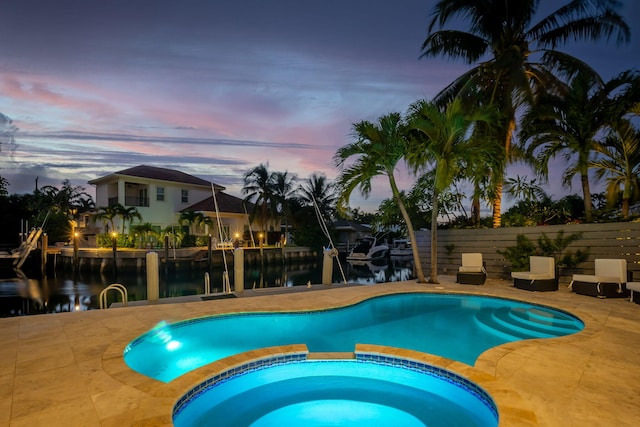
[1,276,639,426]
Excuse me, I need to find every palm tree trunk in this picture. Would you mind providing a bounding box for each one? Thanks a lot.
[581,173,593,222]
[622,176,631,219]
[492,182,502,228]
[430,190,439,284]
[388,175,426,283]
[491,105,516,229]
[471,181,481,227]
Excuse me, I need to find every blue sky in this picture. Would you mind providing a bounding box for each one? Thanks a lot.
[1,0,638,212]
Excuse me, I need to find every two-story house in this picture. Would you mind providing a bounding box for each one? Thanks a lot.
[88,165,252,241]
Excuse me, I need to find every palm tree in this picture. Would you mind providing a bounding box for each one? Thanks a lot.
[421,0,630,227]
[520,70,637,222]
[243,164,275,235]
[592,119,640,219]
[95,205,118,233]
[117,205,142,234]
[334,112,427,283]
[179,210,211,235]
[271,171,298,238]
[0,176,8,197]
[298,172,337,222]
[504,176,547,204]
[406,98,496,283]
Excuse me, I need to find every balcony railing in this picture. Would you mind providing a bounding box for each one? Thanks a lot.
[125,196,149,207]
[107,197,149,207]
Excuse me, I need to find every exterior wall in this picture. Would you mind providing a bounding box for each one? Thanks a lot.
[416,222,640,283]
[92,176,212,233]
[202,212,250,242]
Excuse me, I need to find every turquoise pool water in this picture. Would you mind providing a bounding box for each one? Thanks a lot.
[172,357,499,427]
[124,293,583,382]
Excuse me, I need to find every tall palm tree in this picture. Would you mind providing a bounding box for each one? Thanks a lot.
[242,163,275,235]
[298,172,337,222]
[421,0,630,227]
[407,98,496,283]
[334,112,427,283]
[271,171,297,238]
[520,70,637,222]
[592,119,640,219]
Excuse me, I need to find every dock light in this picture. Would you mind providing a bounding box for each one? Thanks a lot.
[73,231,80,271]
[111,232,118,277]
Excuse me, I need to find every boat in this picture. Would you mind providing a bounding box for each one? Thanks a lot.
[389,239,412,258]
[346,236,388,261]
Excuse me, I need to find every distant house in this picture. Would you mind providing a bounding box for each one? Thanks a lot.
[332,219,373,252]
[88,165,252,241]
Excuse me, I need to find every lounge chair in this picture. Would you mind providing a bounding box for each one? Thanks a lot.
[570,258,629,298]
[511,256,557,291]
[457,253,486,285]
[628,281,640,303]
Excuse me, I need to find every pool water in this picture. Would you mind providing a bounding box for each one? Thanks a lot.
[172,358,499,427]
[124,293,583,382]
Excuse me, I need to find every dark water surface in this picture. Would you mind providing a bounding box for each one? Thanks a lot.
[0,257,414,317]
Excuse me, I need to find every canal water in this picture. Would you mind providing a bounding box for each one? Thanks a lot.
[0,256,415,317]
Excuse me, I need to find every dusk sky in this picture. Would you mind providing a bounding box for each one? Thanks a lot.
[1,0,638,212]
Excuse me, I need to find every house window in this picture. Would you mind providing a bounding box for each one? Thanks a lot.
[157,187,165,201]
[181,189,189,203]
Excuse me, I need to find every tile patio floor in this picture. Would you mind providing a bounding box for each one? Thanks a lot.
[1,275,639,426]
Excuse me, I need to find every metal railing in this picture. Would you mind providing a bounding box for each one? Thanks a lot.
[99,283,128,309]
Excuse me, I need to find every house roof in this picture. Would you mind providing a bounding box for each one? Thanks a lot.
[183,192,253,214]
[332,219,372,232]
[89,165,225,190]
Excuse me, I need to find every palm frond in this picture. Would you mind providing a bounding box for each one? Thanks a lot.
[421,30,488,63]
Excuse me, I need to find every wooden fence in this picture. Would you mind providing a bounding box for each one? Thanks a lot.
[415,222,640,284]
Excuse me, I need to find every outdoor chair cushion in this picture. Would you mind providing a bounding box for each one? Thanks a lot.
[512,256,557,292]
[458,253,484,273]
[570,259,628,298]
[511,256,555,280]
[457,253,486,285]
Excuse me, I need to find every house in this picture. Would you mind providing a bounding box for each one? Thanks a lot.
[332,219,373,253]
[88,165,252,241]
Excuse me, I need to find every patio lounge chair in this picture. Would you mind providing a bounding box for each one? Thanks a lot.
[628,281,640,303]
[570,258,629,298]
[511,256,557,292]
[457,253,486,285]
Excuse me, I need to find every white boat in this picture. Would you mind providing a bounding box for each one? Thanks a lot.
[389,239,412,258]
[346,237,388,261]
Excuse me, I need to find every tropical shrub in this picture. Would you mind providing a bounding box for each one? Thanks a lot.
[498,230,589,270]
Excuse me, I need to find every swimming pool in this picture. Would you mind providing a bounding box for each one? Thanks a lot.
[172,356,499,427]
[124,292,583,382]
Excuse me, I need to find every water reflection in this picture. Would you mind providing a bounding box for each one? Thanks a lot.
[0,257,414,317]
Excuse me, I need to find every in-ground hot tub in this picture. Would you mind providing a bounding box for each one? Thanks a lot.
[173,353,499,427]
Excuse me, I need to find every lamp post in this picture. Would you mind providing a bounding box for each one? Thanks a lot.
[73,232,79,272]
[111,232,118,278]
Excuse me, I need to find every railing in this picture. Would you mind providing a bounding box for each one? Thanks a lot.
[107,197,149,207]
[125,196,149,207]
[99,283,128,309]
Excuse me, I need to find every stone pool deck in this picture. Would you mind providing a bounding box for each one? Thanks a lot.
[1,276,639,426]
